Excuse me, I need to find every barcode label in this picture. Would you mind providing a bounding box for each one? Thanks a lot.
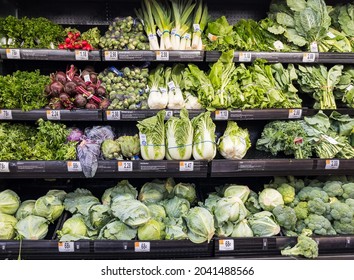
[325,159,340,170]
[139,133,147,146]
[239,52,252,62]
[165,110,173,119]
[0,162,10,173]
[288,109,302,119]
[156,29,162,37]
[75,50,89,61]
[167,81,176,91]
[179,161,194,171]
[273,40,284,50]
[159,87,167,94]
[83,74,91,83]
[193,24,201,32]
[6,49,20,59]
[215,110,229,120]
[219,239,234,251]
[322,135,339,145]
[310,41,319,52]
[67,161,82,172]
[118,161,133,172]
[208,33,218,42]
[327,32,336,39]
[303,53,316,62]
[0,109,12,120]
[104,51,118,61]
[156,50,169,61]
[58,242,75,252]
[106,110,121,120]
[46,110,61,120]
[134,242,150,252]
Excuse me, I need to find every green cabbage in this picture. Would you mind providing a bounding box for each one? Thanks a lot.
[217,121,251,160]
[138,219,165,240]
[259,188,284,211]
[33,195,64,222]
[203,193,221,213]
[137,110,166,160]
[172,183,197,204]
[185,207,215,243]
[216,221,234,237]
[101,180,138,205]
[57,216,87,239]
[164,196,190,218]
[64,189,100,216]
[101,139,122,160]
[248,211,280,237]
[222,185,250,203]
[165,108,193,160]
[232,219,254,237]
[214,196,249,226]
[46,189,67,202]
[138,180,168,204]
[15,200,35,220]
[15,215,49,240]
[0,189,20,215]
[147,204,166,221]
[0,213,17,239]
[164,217,188,240]
[116,135,140,158]
[88,204,111,230]
[98,220,137,240]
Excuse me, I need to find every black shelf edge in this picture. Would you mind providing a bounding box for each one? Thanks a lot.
[210,159,354,177]
[0,49,101,61]
[102,50,204,62]
[0,109,102,121]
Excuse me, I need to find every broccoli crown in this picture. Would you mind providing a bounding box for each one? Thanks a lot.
[308,198,328,216]
[295,220,307,234]
[342,183,354,200]
[277,183,296,204]
[345,198,354,210]
[298,187,329,202]
[281,234,318,259]
[294,201,309,220]
[272,205,297,230]
[323,181,344,197]
[288,196,300,208]
[304,214,336,235]
[330,202,354,224]
[333,220,354,234]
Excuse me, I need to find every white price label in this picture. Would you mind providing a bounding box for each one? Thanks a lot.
[327,32,336,39]
[6,49,20,59]
[219,239,234,251]
[106,110,121,120]
[67,161,82,172]
[165,110,173,119]
[83,74,91,83]
[104,51,118,61]
[156,29,162,37]
[167,81,176,91]
[322,135,339,145]
[179,161,194,172]
[288,109,302,119]
[239,52,252,62]
[140,133,147,146]
[273,40,284,50]
[0,109,12,120]
[134,242,150,252]
[118,161,133,172]
[193,24,201,32]
[171,29,176,36]
[58,242,75,253]
[346,85,354,91]
[184,33,191,40]
[208,33,218,42]
[159,87,167,94]
[325,159,340,170]
[303,52,316,62]
[0,162,10,173]
[46,110,61,120]
[156,50,169,61]
[310,41,319,52]
[75,50,89,61]
[215,110,229,120]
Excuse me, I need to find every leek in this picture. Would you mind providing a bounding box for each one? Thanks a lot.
[192,1,208,50]
[151,0,173,50]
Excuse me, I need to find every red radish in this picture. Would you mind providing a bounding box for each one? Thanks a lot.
[55,71,67,84]
[74,94,87,108]
[50,81,64,95]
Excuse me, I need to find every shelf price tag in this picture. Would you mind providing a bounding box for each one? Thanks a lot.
[165,110,173,119]
[167,81,176,91]
[58,241,75,253]
[156,50,169,61]
[219,239,234,251]
[134,241,150,252]
[46,110,61,120]
[215,110,229,120]
[0,109,12,120]
[106,110,121,120]
[104,51,118,61]
[75,50,89,61]
[302,53,316,62]
[118,161,133,172]
[239,52,252,62]
[0,162,10,173]
[67,161,82,172]
[6,49,20,59]
[179,161,194,172]
[288,109,302,119]
[325,159,340,170]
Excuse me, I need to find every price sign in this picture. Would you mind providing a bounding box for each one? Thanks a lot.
[75,50,89,61]
[156,50,169,61]
[219,239,234,251]
[139,133,147,146]
[46,110,61,120]
[58,242,75,253]
[118,161,133,172]
[239,52,252,62]
[106,110,121,120]
[167,81,176,91]
[0,162,10,173]
[310,41,319,52]
[302,53,316,62]
[0,109,12,120]
[134,242,150,252]
[104,51,118,61]
[179,161,194,172]
[67,161,82,172]
[288,109,302,119]
[215,110,229,120]
[165,110,173,119]
[6,49,20,59]
[325,159,340,170]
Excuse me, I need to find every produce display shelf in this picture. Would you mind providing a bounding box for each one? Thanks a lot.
[102,50,204,62]
[0,48,101,61]
[210,159,354,177]
[0,160,208,178]
[0,109,103,121]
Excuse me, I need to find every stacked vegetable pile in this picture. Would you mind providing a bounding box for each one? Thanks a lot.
[257,111,354,159]
[101,135,140,160]
[58,179,215,244]
[46,65,109,110]
[0,70,50,111]
[58,28,100,50]
[0,189,65,240]
[0,119,77,160]
[99,16,149,50]
[98,66,149,110]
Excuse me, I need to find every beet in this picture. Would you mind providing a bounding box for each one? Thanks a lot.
[85,102,99,109]
[90,72,98,84]
[55,71,67,84]
[73,76,84,84]
[99,98,110,109]
[64,81,77,96]
[76,81,87,89]
[74,94,87,108]
[86,86,96,96]
[50,81,64,95]
[49,98,63,110]
[96,86,106,97]
[59,92,70,102]
[44,85,51,94]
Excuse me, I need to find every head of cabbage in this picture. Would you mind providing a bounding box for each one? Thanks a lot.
[46,189,67,202]
[98,220,137,240]
[0,189,20,215]
[15,200,35,220]
[64,188,100,215]
[0,213,17,239]
[57,215,88,239]
[172,183,197,204]
[138,219,165,240]
[214,196,249,226]
[248,211,280,237]
[116,134,140,158]
[231,219,254,237]
[138,180,168,204]
[185,207,215,244]
[147,204,166,221]
[101,139,122,160]
[164,196,190,218]
[258,188,284,211]
[34,195,64,222]
[88,204,112,230]
[15,215,49,240]
[222,185,250,203]
[164,217,188,240]
[101,180,138,205]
